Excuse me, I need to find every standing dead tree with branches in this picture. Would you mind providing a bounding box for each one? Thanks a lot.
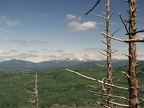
[85,0,114,107]
[122,0,144,107]
[34,73,39,108]
[127,0,139,107]
[25,73,39,108]
[103,0,144,107]
[66,0,144,108]
[66,0,116,107]
[105,0,113,107]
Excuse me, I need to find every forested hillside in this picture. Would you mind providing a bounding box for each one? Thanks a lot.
[0,63,144,108]
[0,59,130,69]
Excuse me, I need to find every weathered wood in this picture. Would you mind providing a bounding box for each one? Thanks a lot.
[105,0,113,107]
[102,32,144,42]
[85,0,101,15]
[65,68,129,90]
[35,73,38,108]
[125,30,144,35]
[128,0,139,108]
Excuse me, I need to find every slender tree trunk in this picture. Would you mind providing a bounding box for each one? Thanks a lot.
[128,0,139,107]
[35,73,39,108]
[106,0,113,107]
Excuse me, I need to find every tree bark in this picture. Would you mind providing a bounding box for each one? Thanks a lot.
[106,0,113,107]
[128,0,139,107]
[35,73,39,108]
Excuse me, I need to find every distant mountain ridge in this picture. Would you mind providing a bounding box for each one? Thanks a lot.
[0,59,132,69]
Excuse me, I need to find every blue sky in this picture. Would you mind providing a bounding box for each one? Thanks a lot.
[0,0,143,62]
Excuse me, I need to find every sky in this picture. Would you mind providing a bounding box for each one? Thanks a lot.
[0,0,143,62]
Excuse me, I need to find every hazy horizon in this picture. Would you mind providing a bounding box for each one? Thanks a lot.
[0,0,143,62]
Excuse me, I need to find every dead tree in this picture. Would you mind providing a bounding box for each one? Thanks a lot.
[127,0,143,108]
[118,0,144,107]
[66,0,116,107]
[127,0,139,107]
[35,73,39,108]
[66,0,144,108]
[25,73,39,108]
[105,0,113,107]
[103,0,144,107]
[86,0,113,107]
[65,68,129,108]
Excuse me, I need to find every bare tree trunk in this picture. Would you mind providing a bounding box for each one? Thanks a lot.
[128,0,139,107]
[106,0,113,107]
[35,73,39,108]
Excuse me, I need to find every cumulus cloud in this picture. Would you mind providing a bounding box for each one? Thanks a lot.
[0,53,38,61]
[0,38,47,45]
[0,16,20,26]
[10,50,19,53]
[27,50,37,53]
[0,50,9,54]
[85,48,100,52]
[66,14,81,20]
[55,49,64,53]
[112,54,128,60]
[68,21,96,31]
[16,53,38,59]
[137,33,144,38]
[137,52,144,60]
[42,53,105,61]
[66,14,96,32]
[66,14,77,20]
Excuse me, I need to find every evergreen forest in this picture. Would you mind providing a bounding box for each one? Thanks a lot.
[0,63,144,108]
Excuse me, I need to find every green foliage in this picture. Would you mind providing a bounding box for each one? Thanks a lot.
[0,66,143,107]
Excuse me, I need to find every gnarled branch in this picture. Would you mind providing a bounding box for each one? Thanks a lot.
[119,13,129,33]
[126,30,144,35]
[109,101,129,107]
[96,101,111,108]
[66,68,129,90]
[102,32,144,42]
[85,0,101,15]
[89,90,129,101]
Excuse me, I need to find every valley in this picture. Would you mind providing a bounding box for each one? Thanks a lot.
[0,60,143,107]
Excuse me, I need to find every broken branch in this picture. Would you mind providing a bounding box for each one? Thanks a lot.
[85,0,101,15]
[125,30,144,35]
[119,13,129,34]
[121,71,131,79]
[66,68,129,90]
[89,90,129,101]
[96,101,111,108]
[109,101,129,107]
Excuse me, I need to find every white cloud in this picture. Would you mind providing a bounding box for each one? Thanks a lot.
[85,48,100,52]
[68,21,96,31]
[0,38,47,45]
[27,50,37,53]
[106,52,144,60]
[137,52,144,60]
[66,14,96,32]
[0,16,20,26]
[66,14,77,20]
[0,50,9,54]
[66,14,81,20]
[112,54,128,60]
[10,50,19,53]
[0,53,38,61]
[17,53,38,59]
[137,33,144,38]
[55,49,64,53]
[42,53,105,61]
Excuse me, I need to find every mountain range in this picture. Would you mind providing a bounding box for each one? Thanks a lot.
[0,59,131,69]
